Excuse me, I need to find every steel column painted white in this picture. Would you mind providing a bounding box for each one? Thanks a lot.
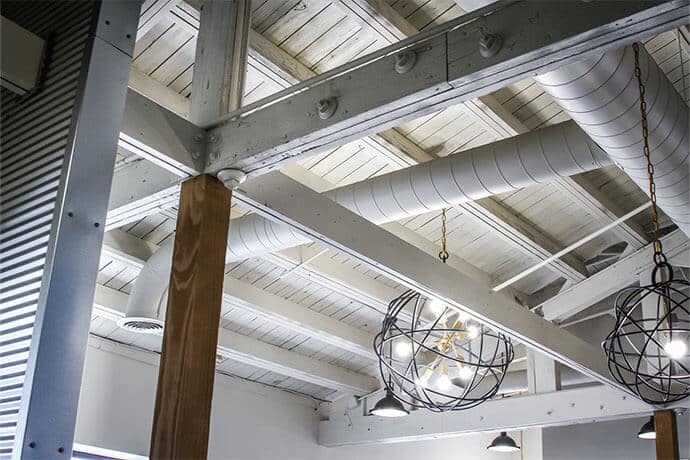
[11,2,141,458]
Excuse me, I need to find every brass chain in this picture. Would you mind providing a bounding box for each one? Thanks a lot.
[438,208,449,263]
[632,42,664,263]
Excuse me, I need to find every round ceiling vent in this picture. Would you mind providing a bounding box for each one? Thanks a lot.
[116,317,164,335]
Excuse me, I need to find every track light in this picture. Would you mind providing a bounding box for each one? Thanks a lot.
[487,432,520,452]
[370,391,409,417]
[637,416,656,440]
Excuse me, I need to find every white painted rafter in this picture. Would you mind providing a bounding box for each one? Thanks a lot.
[538,230,689,322]
[92,283,378,394]
[319,385,665,446]
[234,172,629,394]
[100,232,377,361]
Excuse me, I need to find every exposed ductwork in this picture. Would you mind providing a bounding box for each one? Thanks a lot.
[117,238,171,333]
[121,120,611,331]
[535,45,689,236]
[228,120,609,259]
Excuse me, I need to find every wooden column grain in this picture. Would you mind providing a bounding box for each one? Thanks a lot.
[654,409,680,460]
[150,174,231,460]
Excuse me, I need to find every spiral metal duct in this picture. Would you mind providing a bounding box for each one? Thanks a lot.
[535,45,689,236]
[122,121,611,331]
[228,120,610,259]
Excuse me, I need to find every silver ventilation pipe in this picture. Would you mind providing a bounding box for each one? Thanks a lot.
[228,120,610,259]
[121,120,611,331]
[535,45,689,236]
[117,238,171,333]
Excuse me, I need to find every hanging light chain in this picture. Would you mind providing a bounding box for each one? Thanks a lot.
[632,42,664,263]
[438,208,449,263]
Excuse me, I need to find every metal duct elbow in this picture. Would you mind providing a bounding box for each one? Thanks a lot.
[117,238,172,334]
[535,45,689,236]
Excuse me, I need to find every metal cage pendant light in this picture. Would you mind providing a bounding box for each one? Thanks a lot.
[602,43,690,405]
[374,210,514,412]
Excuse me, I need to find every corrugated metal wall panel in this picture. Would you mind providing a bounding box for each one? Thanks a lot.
[0,2,95,457]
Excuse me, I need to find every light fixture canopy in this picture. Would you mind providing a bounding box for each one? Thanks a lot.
[370,391,409,417]
[637,416,656,440]
[487,432,520,452]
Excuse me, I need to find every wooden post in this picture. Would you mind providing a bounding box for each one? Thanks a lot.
[654,410,680,460]
[150,174,231,460]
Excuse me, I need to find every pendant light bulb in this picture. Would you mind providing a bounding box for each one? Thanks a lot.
[467,324,480,339]
[437,373,452,390]
[664,338,687,360]
[457,365,473,381]
[428,298,445,317]
[394,340,413,358]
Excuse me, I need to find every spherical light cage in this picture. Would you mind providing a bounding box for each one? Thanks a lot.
[375,290,514,412]
[603,261,690,405]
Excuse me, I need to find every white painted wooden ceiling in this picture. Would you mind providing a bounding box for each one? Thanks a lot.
[100,0,690,401]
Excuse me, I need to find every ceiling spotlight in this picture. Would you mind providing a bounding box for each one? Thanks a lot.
[370,391,409,417]
[637,416,656,440]
[467,324,480,339]
[487,432,520,452]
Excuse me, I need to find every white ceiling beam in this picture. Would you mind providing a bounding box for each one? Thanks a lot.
[119,7,555,293]
[318,385,663,446]
[538,230,689,322]
[205,2,685,175]
[123,1,633,283]
[333,0,650,251]
[92,284,378,394]
[240,11,587,282]
[234,172,629,394]
[100,233,377,361]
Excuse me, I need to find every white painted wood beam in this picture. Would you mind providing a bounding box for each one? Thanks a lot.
[190,0,250,124]
[234,172,630,394]
[92,284,379,394]
[538,230,689,322]
[318,385,664,446]
[100,232,377,361]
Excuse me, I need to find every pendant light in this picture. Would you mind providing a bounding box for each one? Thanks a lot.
[637,416,656,440]
[487,432,520,452]
[371,328,409,417]
[602,42,690,405]
[374,210,514,412]
[370,390,409,417]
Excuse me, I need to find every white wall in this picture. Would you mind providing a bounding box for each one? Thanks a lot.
[75,338,528,460]
[542,414,690,460]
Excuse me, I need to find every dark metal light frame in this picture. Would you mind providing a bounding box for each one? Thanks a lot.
[603,259,690,405]
[374,289,514,412]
